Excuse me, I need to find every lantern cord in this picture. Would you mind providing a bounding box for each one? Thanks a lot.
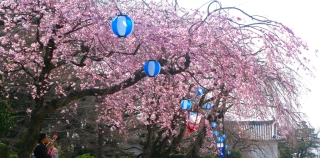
[112,0,123,15]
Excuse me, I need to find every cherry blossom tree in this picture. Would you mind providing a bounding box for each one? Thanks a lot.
[0,0,314,157]
[94,1,315,157]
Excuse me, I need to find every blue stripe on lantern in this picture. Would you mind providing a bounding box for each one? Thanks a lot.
[124,16,133,36]
[213,130,219,136]
[111,15,134,37]
[116,16,126,36]
[205,103,212,110]
[211,122,217,128]
[217,137,223,142]
[196,87,204,95]
[111,18,119,36]
[180,100,192,110]
[144,60,161,77]
[222,134,227,139]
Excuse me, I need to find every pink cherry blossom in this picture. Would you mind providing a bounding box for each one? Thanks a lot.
[0,0,314,157]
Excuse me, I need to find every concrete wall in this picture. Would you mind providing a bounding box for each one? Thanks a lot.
[241,141,278,158]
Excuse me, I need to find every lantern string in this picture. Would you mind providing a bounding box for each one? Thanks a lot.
[112,0,123,15]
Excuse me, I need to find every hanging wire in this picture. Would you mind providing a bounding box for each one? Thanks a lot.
[112,0,123,15]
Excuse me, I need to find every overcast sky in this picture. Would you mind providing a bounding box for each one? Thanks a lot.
[180,0,320,129]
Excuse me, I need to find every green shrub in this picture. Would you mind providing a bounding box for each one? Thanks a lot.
[0,141,9,158]
[75,153,96,158]
[8,153,18,158]
[202,149,243,158]
[0,142,18,158]
[167,154,185,158]
[227,149,243,158]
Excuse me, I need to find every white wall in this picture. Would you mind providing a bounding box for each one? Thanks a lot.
[241,141,278,158]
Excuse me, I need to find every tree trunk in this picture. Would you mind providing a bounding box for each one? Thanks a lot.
[185,120,206,158]
[141,125,155,158]
[98,124,104,158]
[17,107,47,158]
[159,125,187,158]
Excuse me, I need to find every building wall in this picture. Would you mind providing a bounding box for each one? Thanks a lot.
[233,120,281,158]
[241,141,278,158]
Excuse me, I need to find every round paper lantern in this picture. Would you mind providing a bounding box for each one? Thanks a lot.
[111,15,134,37]
[227,150,231,155]
[217,137,223,142]
[143,60,161,77]
[185,112,203,134]
[180,99,192,110]
[196,87,204,95]
[222,134,227,139]
[211,122,217,128]
[213,130,219,136]
[225,144,229,149]
[188,112,203,125]
[205,103,212,110]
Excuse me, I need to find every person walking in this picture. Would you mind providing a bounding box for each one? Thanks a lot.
[47,141,59,158]
[33,133,52,158]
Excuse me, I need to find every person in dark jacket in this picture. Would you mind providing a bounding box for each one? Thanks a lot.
[33,133,52,158]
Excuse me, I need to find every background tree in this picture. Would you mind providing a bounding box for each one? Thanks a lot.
[0,0,314,158]
[0,93,15,136]
[278,121,320,158]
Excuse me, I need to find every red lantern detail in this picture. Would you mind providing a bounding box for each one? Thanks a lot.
[185,112,203,135]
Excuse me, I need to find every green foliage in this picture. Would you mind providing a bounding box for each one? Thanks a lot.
[278,121,320,158]
[0,103,14,133]
[202,149,243,158]
[0,94,15,134]
[0,142,18,158]
[75,153,96,158]
[278,142,294,158]
[227,149,243,158]
[167,154,185,158]
[8,153,18,158]
[0,141,9,157]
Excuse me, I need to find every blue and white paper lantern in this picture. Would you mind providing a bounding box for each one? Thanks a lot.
[227,150,231,155]
[225,144,229,149]
[196,87,204,95]
[111,15,134,37]
[143,60,161,77]
[180,99,192,110]
[213,130,219,136]
[211,122,217,128]
[205,103,212,110]
[187,112,203,124]
[222,134,227,139]
[217,137,223,142]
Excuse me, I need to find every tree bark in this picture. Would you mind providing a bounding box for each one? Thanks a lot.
[185,120,206,158]
[141,125,155,158]
[17,107,48,158]
[159,125,186,158]
[98,124,104,158]
[15,55,191,158]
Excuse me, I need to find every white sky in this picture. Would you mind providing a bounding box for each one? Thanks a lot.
[180,0,320,129]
